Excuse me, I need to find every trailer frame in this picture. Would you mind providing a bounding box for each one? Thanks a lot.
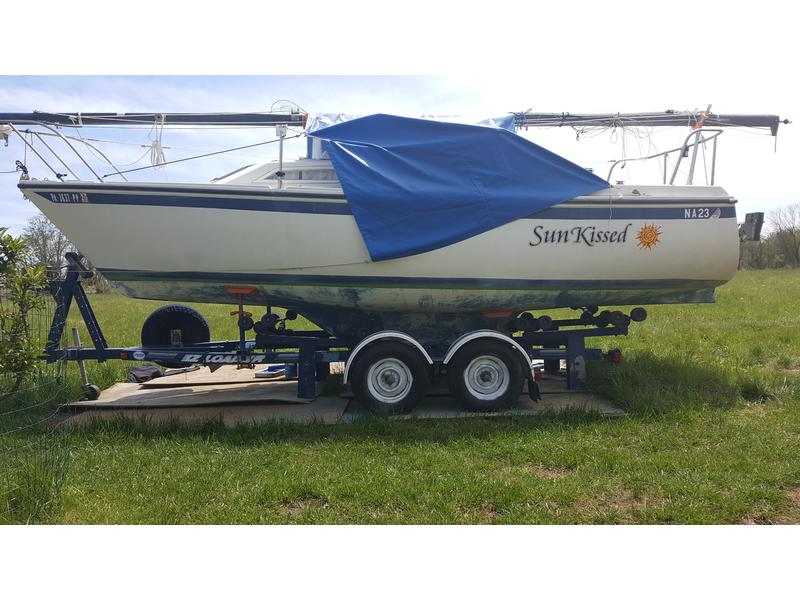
[45,254,631,402]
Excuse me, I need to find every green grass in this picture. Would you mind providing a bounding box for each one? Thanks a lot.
[57,405,800,524]
[582,269,800,415]
[8,270,800,523]
[0,361,72,524]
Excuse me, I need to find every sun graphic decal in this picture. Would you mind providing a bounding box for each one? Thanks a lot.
[637,224,662,250]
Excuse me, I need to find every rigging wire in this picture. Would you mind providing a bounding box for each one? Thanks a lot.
[17,118,270,176]
[53,126,305,156]
[102,132,305,178]
[69,124,111,176]
[8,123,310,179]
[114,146,153,168]
[560,115,726,182]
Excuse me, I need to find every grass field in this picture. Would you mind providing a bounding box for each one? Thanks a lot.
[7,270,800,523]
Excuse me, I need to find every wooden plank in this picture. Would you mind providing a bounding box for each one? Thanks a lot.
[341,377,625,421]
[64,395,351,427]
[63,366,623,426]
[67,380,311,408]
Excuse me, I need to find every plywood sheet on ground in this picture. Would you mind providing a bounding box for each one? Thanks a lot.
[63,372,622,428]
[341,375,625,421]
[67,380,311,408]
[63,395,350,427]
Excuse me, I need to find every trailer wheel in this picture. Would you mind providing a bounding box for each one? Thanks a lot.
[141,304,211,368]
[447,339,524,412]
[350,341,429,414]
[83,384,101,401]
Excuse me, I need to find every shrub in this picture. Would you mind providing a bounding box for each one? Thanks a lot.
[0,228,47,399]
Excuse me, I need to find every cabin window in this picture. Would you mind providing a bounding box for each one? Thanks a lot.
[301,169,339,181]
[264,170,300,180]
[263,168,338,181]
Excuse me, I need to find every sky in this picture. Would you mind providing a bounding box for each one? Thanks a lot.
[1,1,797,234]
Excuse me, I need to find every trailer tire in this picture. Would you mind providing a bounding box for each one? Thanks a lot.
[447,339,524,412]
[141,304,211,368]
[83,384,101,401]
[350,341,429,414]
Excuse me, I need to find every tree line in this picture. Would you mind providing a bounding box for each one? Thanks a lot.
[739,204,800,270]
[15,214,113,292]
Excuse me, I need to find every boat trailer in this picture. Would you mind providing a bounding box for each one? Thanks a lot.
[45,254,636,407]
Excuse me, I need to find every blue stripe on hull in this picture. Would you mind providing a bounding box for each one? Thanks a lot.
[534,206,735,220]
[43,191,354,215]
[19,182,347,200]
[33,188,737,220]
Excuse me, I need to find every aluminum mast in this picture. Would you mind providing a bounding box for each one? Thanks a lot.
[0,111,307,127]
[514,110,789,136]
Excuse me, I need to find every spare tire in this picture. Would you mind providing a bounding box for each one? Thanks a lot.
[141,304,210,367]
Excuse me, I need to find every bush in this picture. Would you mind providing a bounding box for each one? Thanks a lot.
[0,228,48,399]
[0,227,70,524]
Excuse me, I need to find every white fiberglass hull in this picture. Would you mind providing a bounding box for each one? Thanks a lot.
[20,181,739,316]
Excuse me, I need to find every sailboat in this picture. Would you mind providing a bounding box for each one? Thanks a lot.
[1,107,785,411]
[5,109,782,341]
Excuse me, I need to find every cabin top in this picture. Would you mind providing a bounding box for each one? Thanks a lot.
[212,158,341,191]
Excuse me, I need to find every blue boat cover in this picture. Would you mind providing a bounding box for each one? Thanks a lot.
[305,112,516,160]
[309,114,609,262]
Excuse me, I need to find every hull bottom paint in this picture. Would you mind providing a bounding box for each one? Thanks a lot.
[107,275,720,343]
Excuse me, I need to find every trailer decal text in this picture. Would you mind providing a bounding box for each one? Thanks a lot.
[179,353,270,364]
